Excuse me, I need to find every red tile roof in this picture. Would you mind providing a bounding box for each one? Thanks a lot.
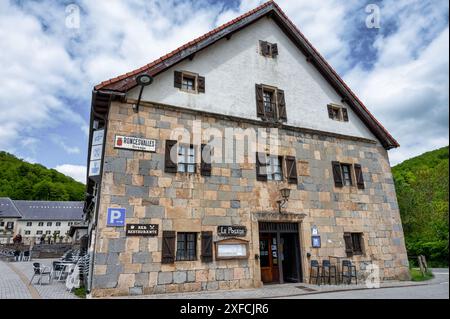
[93,0,399,148]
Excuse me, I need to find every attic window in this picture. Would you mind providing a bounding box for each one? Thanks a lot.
[327,104,349,122]
[174,71,205,93]
[259,40,278,58]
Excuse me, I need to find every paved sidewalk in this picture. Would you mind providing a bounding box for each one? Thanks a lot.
[12,259,78,299]
[0,259,78,299]
[0,259,32,299]
[104,269,448,299]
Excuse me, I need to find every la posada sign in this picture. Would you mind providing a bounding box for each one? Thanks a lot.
[126,224,158,236]
[114,135,156,152]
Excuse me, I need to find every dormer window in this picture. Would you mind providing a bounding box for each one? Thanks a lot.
[174,71,205,93]
[327,104,349,122]
[259,40,278,58]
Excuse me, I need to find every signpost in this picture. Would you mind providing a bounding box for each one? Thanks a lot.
[217,225,247,237]
[106,208,126,227]
[114,135,156,152]
[126,224,158,236]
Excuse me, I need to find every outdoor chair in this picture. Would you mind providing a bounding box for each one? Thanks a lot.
[321,260,338,285]
[341,260,358,284]
[52,261,66,281]
[29,262,52,285]
[22,251,31,262]
[309,260,322,285]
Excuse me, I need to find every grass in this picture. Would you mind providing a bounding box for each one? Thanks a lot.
[73,286,87,298]
[410,268,434,281]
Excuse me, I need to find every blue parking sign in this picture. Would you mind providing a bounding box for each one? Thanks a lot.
[107,208,126,226]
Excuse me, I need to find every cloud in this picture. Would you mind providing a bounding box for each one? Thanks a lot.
[50,136,81,155]
[54,164,87,184]
[0,0,448,169]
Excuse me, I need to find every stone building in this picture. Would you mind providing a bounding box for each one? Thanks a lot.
[84,1,409,297]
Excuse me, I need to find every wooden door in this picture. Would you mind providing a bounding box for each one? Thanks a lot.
[259,233,279,283]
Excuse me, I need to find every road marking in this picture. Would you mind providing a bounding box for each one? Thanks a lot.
[6,262,42,299]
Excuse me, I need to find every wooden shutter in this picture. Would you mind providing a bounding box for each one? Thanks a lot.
[200,144,212,176]
[332,161,343,187]
[164,140,177,173]
[162,231,176,264]
[260,41,270,56]
[327,105,334,119]
[271,43,278,57]
[256,152,268,181]
[277,89,287,122]
[354,164,365,189]
[174,71,182,88]
[255,84,265,118]
[285,156,298,184]
[197,76,205,93]
[201,231,213,262]
[342,108,349,121]
[343,232,353,257]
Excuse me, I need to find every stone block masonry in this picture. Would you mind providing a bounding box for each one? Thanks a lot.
[90,101,409,297]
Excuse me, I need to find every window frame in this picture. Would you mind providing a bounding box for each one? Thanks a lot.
[56,222,61,227]
[176,232,198,261]
[259,40,278,58]
[47,222,52,227]
[266,155,283,181]
[340,163,353,186]
[177,144,197,174]
[0,222,4,227]
[25,230,31,235]
[262,85,279,121]
[180,71,198,93]
[45,230,51,235]
[26,222,32,227]
[36,230,43,235]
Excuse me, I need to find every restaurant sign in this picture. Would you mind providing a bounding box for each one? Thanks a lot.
[126,224,158,236]
[114,135,156,152]
[217,225,247,237]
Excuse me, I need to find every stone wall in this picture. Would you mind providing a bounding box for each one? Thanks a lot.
[90,101,409,297]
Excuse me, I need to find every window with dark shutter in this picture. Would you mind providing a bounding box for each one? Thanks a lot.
[176,232,197,261]
[201,144,212,176]
[351,233,363,255]
[342,108,349,121]
[162,231,176,264]
[277,89,287,122]
[256,152,268,181]
[354,164,365,189]
[285,156,298,184]
[164,140,178,173]
[255,84,265,119]
[327,105,335,119]
[201,231,213,262]
[332,161,343,187]
[198,76,205,93]
[343,232,353,257]
[174,71,182,88]
[259,40,278,58]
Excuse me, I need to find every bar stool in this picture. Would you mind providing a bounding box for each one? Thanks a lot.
[321,260,338,285]
[309,260,322,285]
[341,260,357,284]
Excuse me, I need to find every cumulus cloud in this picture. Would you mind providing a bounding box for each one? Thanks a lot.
[54,164,87,184]
[0,0,448,168]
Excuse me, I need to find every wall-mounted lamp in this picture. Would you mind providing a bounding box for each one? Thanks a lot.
[132,74,153,113]
[277,187,291,213]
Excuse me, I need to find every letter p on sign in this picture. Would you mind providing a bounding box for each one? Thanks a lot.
[107,208,126,226]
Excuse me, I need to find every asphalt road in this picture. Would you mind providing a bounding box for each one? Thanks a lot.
[282,269,449,299]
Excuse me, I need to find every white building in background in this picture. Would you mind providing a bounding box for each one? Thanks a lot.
[0,198,84,244]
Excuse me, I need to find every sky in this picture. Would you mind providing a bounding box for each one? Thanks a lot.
[0,0,448,183]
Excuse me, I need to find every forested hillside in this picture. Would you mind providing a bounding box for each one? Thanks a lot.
[392,146,449,266]
[0,151,85,201]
